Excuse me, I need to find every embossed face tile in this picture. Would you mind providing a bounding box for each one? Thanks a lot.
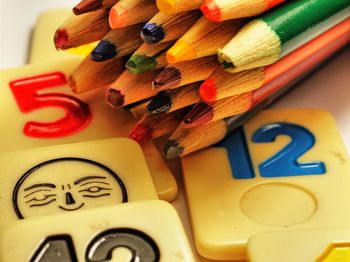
[247,227,350,262]
[182,109,350,260]
[0,138,158,221]
[0,201,195,262]
[0,60,177,201]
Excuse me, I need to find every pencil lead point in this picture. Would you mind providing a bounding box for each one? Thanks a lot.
[129,123,153,143]
[183,102,213,128]
[201,0,221,22]
[73,0,103,15]
[141,23,165,44]
[68,76,78,93]
[199,79,217,102]
[166,40,196,64]
[152,67,181,89]
[91,40,117,62]
[106,88,125,108]
[54,29,68,50]
[126,55,157,74]
[164,139,183,159]
[109,5,128,29]
[147,91,172,114]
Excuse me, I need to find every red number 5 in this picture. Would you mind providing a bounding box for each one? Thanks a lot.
[9,72,92,138]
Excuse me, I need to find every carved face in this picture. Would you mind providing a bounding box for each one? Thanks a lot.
[13,158,127,219]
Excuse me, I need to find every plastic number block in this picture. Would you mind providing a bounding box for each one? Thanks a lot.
[29,9,96,63]
[182,109,350,261]
[0,200,195,261]
[247,227,350,262]
[0,137,158,222]
[0,60,177,201]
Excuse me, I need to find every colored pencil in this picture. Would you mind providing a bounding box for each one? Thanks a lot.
[218,0,350,72]
[54,9,110,50]
[166,17,243,64]
[129,107,191,143]
[201,0,285,21]
[147,83,201,114]
[109,0,158,29]
[106,68,163,108]
[126,42,173,74]
[141,10,201,44]
[163,18,350,158]
[68,56,127,94]
[153,55,219,91]
[156,0,203,14]
[201,18,350,102]
[187,18,350,126]
[90,24,144,62]
[73,0,118,15]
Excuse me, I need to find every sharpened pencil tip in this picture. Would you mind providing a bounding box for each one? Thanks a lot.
[109,5,128,29]
[126,55,157,74]
[199,79,217,102]
[141,23,165,44]
[152,67,181,89]
[183,102,213,128]
[201,0,221,22]
[164,139,183,159]
[73,0,102,15]
[166,40,196,64]
[54,29,68,50]
[106,88,125,108]
[129,123,153,143]
[91,40,117,62]
[147,91,172,114]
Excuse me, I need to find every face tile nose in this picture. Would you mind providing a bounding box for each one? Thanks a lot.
[65,192,76,205]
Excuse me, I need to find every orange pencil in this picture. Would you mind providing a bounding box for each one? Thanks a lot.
[184,19,350,127]
[201,0,285,21]
[109,0,158,29]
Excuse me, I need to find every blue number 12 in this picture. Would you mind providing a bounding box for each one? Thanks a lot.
[216,122,326,179]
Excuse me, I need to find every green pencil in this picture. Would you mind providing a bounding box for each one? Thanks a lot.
[126,41,173,74]
[218,0,350,72]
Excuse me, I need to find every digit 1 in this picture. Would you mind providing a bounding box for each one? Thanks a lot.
[215,126,255,179]
[85,228,160,262]
[30,235,77,262]
[252,122,326,177]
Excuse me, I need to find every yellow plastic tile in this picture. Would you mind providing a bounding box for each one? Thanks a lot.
[0,137,158,222]
[0,200,195,261]
[29,9,97,63]
[247,227,350,262]
[0,60,177,201]
[182,109,350,261]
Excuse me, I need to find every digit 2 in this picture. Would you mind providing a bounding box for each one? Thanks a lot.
[252,122,326,177]
[9,72,92,138]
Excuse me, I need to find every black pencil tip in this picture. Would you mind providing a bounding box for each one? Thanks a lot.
[164,139,183,159]
[141,23,165,44]
[91,40,117,62]
[147,91,172,114]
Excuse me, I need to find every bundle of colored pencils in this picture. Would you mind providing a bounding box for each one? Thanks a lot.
[56,0,350,158]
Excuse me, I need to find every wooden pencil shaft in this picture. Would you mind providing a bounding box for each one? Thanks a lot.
[109,0,158,28]
[157,0,202,14]
[55,9,110,50]
[69,56,126,94]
